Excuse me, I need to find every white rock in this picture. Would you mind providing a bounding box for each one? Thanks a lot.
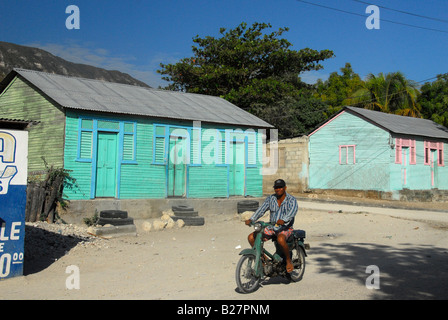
[142,221,152,232]
[176,219,185,228]
[161,213,172,221]
[152,220,167,231]
[165,218,175,229]
[162,209,174,216]
[238,211,254,222]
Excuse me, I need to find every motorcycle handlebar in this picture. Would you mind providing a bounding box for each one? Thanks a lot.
[248,221,274,227]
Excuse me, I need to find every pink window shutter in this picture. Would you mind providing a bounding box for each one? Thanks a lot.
[410,140,416,164]
[395,138,402,164]
[424,141,430,165]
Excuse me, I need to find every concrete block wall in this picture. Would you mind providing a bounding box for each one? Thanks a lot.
[262,136,309,194]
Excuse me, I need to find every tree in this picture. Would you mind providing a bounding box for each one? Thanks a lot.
[158,22,334,114]
[348,71,421,117]
[314,62,364,117]
[252,95,328,137]
[419,74,448,127]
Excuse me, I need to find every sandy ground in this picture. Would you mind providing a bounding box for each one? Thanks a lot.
[1,198,447,300]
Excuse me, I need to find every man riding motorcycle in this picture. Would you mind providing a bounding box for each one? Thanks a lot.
[245,179,299,273]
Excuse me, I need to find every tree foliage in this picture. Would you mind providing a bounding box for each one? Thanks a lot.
[158,22,334,137]
[314,63,364,117]
[348,71,421,117]
[418,74,448,127]
[158,22,334,102]
[158,21,448,138]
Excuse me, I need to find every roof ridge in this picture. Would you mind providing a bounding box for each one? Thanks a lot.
[344,106,448,139]
[345,106,434,123]
[13,68,228,101]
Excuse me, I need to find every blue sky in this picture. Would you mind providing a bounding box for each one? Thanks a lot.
[0,0,447,87]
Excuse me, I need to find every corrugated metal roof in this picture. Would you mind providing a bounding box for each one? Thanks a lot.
[345,106,448,140]
[12,68,273,128]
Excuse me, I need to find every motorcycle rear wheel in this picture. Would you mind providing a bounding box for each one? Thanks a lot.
[235,255,261,293]
[288,243,306,282]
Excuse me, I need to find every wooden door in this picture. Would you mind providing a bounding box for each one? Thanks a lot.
[95,132,118,197]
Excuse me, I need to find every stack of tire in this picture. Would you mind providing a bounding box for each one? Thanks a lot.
[171,205,205,226]
[237,200,259,214]
[97,210,134,226]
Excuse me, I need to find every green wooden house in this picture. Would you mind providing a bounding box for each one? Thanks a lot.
[308,106,448,192]
[0,69,272,200]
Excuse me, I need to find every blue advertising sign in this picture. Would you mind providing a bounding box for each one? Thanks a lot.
[0,130,28,279]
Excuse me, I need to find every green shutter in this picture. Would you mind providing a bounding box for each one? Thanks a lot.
[80,131,93,159]
[123,134,134,161]
[154,136,166,164]
[190,128,201,165]
[217,130,226,165]
[247,132,256,166]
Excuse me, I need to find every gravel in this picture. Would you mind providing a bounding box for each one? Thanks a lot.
[24,221,107,275]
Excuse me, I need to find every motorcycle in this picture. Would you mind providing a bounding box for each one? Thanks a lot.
[235,221,309,293]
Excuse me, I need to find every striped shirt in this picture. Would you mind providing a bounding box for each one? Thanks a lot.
[250,192,299,229]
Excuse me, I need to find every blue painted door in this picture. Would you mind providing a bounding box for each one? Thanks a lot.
[95,132,118,197]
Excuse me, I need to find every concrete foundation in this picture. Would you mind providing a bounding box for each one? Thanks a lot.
[60,197,266,225]
[308,188,448,202]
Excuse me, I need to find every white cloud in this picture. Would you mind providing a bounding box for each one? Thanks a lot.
[300,70,330,84]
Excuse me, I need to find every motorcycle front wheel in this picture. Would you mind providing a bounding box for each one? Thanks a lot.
[235,255,261,293]
[288,243,306,282]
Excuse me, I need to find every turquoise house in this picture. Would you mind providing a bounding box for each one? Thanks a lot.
[0,69,272,200]
[308,106,448,192]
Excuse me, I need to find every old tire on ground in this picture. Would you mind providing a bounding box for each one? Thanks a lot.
[171,215,204,226]
[99,210,128,219]
[97,217,134,226]
[237,200,259,213]
[172,205,194,212]
[173,210,199,217]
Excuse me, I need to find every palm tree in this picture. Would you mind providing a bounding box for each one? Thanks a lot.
[348,71,421,117]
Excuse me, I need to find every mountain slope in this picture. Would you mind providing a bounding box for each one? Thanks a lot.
[0,41,150,87]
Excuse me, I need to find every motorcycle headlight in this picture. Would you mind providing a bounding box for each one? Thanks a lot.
[254,223,262,232]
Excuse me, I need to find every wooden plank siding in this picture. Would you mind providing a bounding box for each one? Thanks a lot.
[63,112,264,200]
[389,136,448,190]
[0,74,265,200]
[309,111,392,190]
[309,110,448,191]
[0,76,65,173]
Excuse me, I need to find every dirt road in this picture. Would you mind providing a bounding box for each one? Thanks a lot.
[1,200,447,300]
